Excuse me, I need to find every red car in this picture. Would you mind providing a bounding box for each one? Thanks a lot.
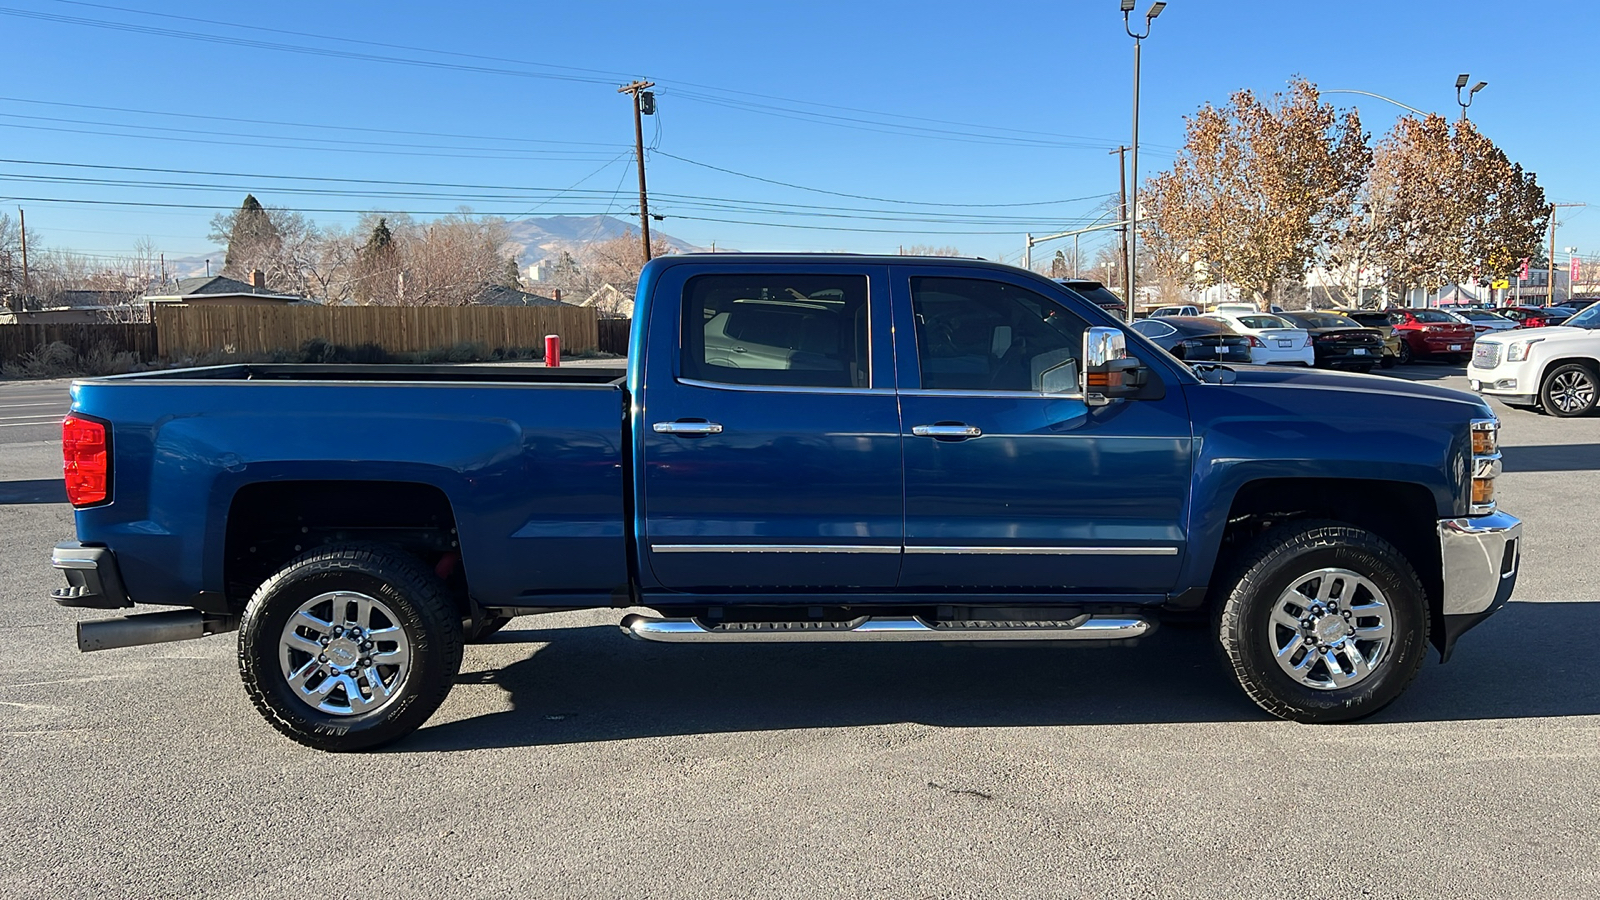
[1497,306,1570,329]
[1381,308,1477,364]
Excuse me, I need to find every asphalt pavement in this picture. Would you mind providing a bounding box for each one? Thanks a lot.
[1,365,1597,899]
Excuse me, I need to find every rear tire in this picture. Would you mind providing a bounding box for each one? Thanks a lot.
[1397,342,1414,365]
[238,543,463,752]
[1216,521,1428,724]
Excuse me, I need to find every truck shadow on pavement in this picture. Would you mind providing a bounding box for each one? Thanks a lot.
[0,478,67,504]
[1499,443,1600,473]
[400,600,1599,752]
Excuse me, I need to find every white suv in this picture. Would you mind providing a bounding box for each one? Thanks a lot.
[1470,301,1600,417]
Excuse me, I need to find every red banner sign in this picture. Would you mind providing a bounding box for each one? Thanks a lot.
[1520,258,1530,280]
[1573,257,1582,285]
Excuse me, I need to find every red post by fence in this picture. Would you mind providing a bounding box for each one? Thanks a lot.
[544,334,561,367]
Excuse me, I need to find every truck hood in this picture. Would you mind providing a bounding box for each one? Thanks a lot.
[1477,325,1594,344]
[1205,363,1492,413]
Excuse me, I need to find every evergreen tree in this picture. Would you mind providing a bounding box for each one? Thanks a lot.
[355,218,399,303]
[502,255,523,290]
[221,194,282,278]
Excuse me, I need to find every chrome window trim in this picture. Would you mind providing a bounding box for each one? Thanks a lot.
[904,545,1178,556]
[676,378,894,396]
[651,543,901,554]
[680,272,879,391]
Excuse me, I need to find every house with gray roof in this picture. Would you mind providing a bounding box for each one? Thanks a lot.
[141,270,302,307]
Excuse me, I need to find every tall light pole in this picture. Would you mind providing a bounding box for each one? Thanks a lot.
[1121,0,1165,322]
[1455,73,1487,123]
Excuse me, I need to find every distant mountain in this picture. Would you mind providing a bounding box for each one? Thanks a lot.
[504,215,701,265]
[160,216,698,278]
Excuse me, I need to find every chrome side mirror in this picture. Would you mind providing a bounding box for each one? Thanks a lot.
[1082,326,1146,407]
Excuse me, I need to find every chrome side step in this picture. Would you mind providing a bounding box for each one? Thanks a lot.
[620,613,1152,643]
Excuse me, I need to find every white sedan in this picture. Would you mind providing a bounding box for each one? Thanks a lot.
[1201,312,1315,365]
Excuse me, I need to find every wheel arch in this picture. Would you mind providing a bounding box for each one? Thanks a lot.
[221,479,465,615]
[1200,477,1447,656]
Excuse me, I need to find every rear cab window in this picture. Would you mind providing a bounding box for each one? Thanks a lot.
[681,274,870,388]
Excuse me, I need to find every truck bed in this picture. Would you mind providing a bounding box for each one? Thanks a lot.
[68,364,630,613]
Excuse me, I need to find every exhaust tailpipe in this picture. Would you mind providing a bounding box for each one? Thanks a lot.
[77,610,239,653]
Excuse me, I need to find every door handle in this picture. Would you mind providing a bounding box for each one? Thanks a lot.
[653,421,724,435]
[911,424,982,438]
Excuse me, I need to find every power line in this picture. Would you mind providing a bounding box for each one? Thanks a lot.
[653,150,1114,209]
[0,120,623,163]
[0,111,619,157]
[0,157,1113,216]
[10,1,1144,153]
[0,96,620,147]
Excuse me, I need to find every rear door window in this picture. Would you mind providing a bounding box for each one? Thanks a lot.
[681,274,869,388]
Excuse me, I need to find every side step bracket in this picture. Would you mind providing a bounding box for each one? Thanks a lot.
[620,613,1152,643]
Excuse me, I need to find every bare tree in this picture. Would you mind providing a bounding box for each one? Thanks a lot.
[902,244,966,257]
[390,211,511,307]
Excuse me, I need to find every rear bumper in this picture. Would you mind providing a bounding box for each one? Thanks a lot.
[1414,335,1474,354]
[51,542,133,609]
[1436,512,1521,660]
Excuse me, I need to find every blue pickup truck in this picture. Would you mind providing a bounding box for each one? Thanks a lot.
[52,255,1522,751]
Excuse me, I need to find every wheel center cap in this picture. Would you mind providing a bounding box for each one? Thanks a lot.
[326,640,360,667]
[1315,615,1346,644]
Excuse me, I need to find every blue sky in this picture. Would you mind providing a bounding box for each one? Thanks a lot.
[2,0,1595,271]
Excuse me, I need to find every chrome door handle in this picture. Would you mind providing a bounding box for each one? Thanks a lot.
[653,421,724,435]
[911,424,982,438]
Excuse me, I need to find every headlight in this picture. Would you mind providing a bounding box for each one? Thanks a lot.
[1469,419,1500,515]
[1507,338,1545,361]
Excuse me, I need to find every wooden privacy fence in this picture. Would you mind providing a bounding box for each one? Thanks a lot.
[154,304,599,358]
[597,317,630,356]
[0,323,159,363]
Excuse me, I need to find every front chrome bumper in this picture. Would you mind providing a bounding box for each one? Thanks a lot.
[1438,512,1521,616]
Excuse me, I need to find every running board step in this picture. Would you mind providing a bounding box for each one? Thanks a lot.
[620,613,1152,643]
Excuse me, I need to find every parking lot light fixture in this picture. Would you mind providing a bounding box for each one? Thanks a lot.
[1121,0,1165,322]
[1456,74,1487,122]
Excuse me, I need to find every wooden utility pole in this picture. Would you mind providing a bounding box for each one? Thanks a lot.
[1549,206,1557,307]
[17,204,29,302]
[618,80,656,263]
[1109,146,1130,295]
[1549,203,1587,305]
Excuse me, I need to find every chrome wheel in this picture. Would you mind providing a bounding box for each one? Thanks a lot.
[1268,568,1391,691]
[278,591,411,716]
[1548,369,1596,415]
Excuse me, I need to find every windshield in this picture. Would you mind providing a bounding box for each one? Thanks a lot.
[1236,314,1291,329]
[1410,309,1459,324]
[1282,312,1357,329]
[1566,302,1600,329]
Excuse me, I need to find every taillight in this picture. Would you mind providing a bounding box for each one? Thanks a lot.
[1246,335,1263,347]
[1303,335,1314,347]
[62,414,110,507]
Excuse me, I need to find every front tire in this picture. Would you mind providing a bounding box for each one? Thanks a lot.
[1217,521,1428,723]
[238,544,463,752]
[1540,363,1598,418]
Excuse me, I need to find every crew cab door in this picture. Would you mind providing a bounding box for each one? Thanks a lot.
[637,263,902,592]
[891,269,1193,592]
